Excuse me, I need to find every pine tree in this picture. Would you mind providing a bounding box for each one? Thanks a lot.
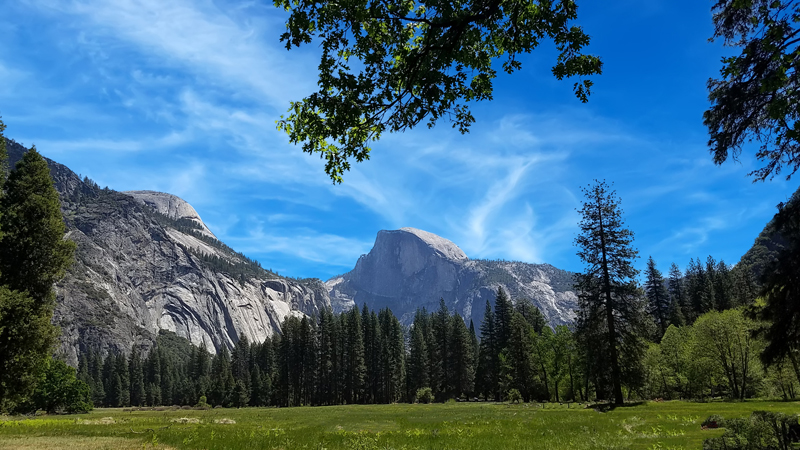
[515,298,547,334]
[210,346,234,407]
[407,317,430,395]
[431,299,450,399]
[667,263,688,326]
[0,146,75,410]
[344,307,366,404]
[448,313,475,398]
[574,180,642,405]
[0,146,75,303]
[476,300,498,400]
[128,347,145,406]
[644,256,670,338]
[493,288,514,353]
[504,312,536,401]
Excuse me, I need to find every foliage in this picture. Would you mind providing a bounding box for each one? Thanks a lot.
[703,411,800,450]
[26,358,92,414]
[0,287,57,411]
[0,147,76,303]
[705,0,800,181]
[274,0,602,182]
[415,387,433,404]
[574,180,644,405]
[757,193,800,371]
[506,388,522,403]
[0,142,75,412]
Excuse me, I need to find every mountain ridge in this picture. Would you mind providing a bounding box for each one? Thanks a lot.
[326,227,578,329]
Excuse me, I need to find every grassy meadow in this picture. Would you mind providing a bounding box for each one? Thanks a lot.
[1,400,798,450]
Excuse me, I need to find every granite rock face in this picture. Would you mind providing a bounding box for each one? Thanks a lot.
[6,140,330,364]
[326,228,577,329]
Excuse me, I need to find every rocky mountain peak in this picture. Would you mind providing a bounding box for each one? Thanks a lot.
[327,228,578,329]
[124,190,215,238]
[397,227,468,262]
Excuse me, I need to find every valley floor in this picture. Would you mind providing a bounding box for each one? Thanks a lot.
[1,400,797,449]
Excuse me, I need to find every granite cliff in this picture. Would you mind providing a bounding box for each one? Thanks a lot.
[6,140,330,364]
[326,227,577,329]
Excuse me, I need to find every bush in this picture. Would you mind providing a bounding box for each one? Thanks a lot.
[195,395,210,409]
[416,387,433,404]
[703,411,800,450]
[507,389,522,404]
[25,358,92,414]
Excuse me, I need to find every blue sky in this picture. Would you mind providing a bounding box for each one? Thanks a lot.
[1,0,796,280]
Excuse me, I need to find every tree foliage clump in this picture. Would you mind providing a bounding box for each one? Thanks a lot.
[275,0,602,182]
[705,0,800,181]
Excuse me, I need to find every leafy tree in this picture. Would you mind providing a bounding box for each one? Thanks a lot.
[275,0,603,182]
[692,309,762,400]
[28,358,92,414]
[573,180,641,405]
[705,0,800,181]
[645,256,670,338]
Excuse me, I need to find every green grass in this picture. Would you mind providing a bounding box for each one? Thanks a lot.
[1,400,798,449]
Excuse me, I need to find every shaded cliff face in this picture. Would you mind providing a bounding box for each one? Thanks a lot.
[326,227,577,329]
[6,140,330,363]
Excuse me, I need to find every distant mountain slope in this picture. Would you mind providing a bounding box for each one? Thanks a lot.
[6,140,330,364]
[326,227,577,329]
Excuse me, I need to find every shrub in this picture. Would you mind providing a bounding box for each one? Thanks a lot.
[703,411,800,450]
[195,395,210,409]
[416,387,433,404]
[507,389,522,404]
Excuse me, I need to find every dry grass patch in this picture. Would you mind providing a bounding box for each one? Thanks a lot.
[0,436,174,449]
[76,417,115,425]
[213,418,236,424]
[170,417,200,424]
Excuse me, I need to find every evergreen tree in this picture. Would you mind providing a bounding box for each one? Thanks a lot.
[210,346,234,407]
[504,312,536,401]
[0,146,75,410]
[0,146,75,303]
[448,313,475,399]
[644,256,670,338]
[574,180,642,405]
[667,263,687,327]
[431,299,450,399]
[476,300,498,400]
[128,347,145,406]
[493,288,514,353]
[344,307,366,404]
[407,318,430,396]
[115,353,130,406]
[515,298,547,334]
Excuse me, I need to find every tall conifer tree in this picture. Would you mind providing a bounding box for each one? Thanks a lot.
[574,180,641,405]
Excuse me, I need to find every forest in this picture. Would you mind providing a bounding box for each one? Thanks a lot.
[74,245,794,409]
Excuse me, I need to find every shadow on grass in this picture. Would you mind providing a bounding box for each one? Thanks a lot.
[588,401,647,413]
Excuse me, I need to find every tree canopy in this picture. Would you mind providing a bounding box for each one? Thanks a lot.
[274,0,602,183]
[705,0,800,181]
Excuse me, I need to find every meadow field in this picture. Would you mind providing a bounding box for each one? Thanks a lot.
[1,400,797,450]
